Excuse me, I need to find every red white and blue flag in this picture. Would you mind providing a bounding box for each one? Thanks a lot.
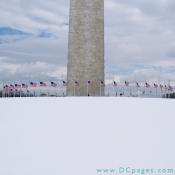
[125,81,129,87]
[87,80,91,85]
[40,82,47,87]
[63,81,68,86]
[145,82,151,88]
[3,85,9,91]
[51,82,57,87]
[136,82,140,88]
[160,84,164,91]
[10,84,15,88]
[15,84,21,88]
[168,85,173,91]
[3,85,8,88]
[154,83,158,88]
[113,81,117,86]
[74,81,79,87]
[22,84,28,88]
[100,81,105,86]
[30,82,37,87]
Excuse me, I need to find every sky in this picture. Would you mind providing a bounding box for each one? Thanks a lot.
[0,0,175,83]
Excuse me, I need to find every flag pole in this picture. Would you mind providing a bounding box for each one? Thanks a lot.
[74,81,75,96]
[61,80,63,97]
[8,83,10,97]
[20,81,22,98]
[57,80,59,97]
[2,81,4,98]
[20,86,21,98]
[14,82,16,97]
[113,82,115,96]
[123,82,125,96]
[62,80,64,97]
[28,80,30,97]
[87,82,89,96]
[107,84,109,96]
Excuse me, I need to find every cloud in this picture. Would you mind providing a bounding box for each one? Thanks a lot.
[0,0,175,82]
[105,0,175,82]
[0,60,67,82]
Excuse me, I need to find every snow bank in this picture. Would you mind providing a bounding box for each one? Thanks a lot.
[0,97,175,175]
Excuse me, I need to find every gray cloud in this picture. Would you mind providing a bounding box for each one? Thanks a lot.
[0,0,175,82]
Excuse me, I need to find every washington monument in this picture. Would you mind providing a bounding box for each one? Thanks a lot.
[67,0,104,96]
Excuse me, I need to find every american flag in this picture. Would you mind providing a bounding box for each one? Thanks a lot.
[136,82,140,88]
[10,84,15,88]
[3,85,9,91]
[113,81,117,86]
[63,81,68,86]
[160,84,164,91]
[74,81,79,87]
[40,82,47,87]
[145,82,151,88]
[30,82,37,87]
[22,84,28,88]
[3,85,8,88]
[100,81,105,86]
[154,83,158,88]
[51,82,57,87]
[168,85,173,91]
[15,84,21,88]
[125,81,129,87]
[87,80,91,85]
[10,88,14,92]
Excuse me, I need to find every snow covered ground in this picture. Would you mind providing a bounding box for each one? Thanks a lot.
[0,97,175,175]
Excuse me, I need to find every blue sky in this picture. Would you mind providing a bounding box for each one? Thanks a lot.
[0,0,175,83]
